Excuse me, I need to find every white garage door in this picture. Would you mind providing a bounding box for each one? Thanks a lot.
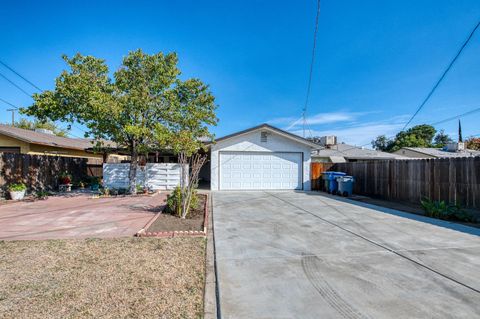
[219,152,303,190]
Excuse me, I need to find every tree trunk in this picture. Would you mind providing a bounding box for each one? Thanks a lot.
[178,152,206,219]
[129,142,138,194]
[178,152,188,218]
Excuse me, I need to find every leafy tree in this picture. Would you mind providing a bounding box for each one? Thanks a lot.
[11,118,69,137]
[371,135,392,152]
[164,78,217,218]
[372,124,437,152]
[22,50,216,194]
[465,137,480,150]
[433,129,453,148]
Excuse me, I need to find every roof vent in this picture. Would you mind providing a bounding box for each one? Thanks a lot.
[35,128,54,135]
[261,131,268,142]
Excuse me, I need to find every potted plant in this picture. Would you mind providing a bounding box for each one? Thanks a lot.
[8,183,27,200]
[58,171,72,192]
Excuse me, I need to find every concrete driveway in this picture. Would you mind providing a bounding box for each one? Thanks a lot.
[0,193,164,240]
[213,191,480,318]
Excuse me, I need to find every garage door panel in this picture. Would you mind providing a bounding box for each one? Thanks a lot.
[219,152,302,190]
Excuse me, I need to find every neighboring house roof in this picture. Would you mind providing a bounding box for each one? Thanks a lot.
[396,147,480,158]
[0,124,116,151]
[312,143,408,160]
[213,123,321,148]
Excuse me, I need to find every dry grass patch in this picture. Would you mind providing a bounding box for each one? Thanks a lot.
[0,237,205,318]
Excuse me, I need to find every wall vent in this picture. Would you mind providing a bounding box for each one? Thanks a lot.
[261,131,268,142]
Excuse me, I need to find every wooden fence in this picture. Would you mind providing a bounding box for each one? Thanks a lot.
[330,157,480,209]
[0,153,104,196]
[311,162,335,191]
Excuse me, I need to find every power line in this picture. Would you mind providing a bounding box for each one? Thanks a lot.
[0,71,33,98]
[0,97,18,109]
[0,60,42,91]
[302,0,321,137]
[431,107,480,126]
[402,20,480,131]
[0,66,89,135]
[326,105,480,156]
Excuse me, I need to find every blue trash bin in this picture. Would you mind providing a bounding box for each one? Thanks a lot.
[336,176,355,196]
[323,172,346,194]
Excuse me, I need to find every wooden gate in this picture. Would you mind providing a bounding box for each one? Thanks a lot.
[311,162,334,191]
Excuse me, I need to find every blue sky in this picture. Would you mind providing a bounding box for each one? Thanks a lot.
[1,0,480,146]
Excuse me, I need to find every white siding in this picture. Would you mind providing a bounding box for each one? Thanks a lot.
[211,129,312,191]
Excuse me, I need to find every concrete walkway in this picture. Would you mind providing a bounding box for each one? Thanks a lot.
[213,191,480,319]
[0,193,164,240]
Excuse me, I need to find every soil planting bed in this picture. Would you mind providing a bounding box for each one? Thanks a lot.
[146,194,207,233]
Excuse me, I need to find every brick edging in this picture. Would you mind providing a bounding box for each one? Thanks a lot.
[136,193,209,238]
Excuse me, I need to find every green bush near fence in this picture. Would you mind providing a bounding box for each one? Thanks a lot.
[420,198,476,222]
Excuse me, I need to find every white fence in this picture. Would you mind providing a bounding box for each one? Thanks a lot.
[103,163,187,190]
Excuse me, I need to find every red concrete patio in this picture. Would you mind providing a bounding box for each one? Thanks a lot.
[0,193,167,240]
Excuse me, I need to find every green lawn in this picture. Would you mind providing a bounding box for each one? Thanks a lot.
[0,237,205,318]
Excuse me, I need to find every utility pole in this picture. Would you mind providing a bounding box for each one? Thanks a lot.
[458,119,463,142]
[6,108,16,125]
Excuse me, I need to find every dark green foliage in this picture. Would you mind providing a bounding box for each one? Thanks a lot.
[433,129,453,148]
[88,176,101,186]
[420,198,475,222]
[36,190,51,199]
[372,124,453,152]
[8,183,27,191]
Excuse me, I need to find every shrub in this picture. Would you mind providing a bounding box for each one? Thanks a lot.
[8,183,27,192]
[89,176,101,185]
[36,190,51,199]
[165,186,199,218]
[420,198,475,222]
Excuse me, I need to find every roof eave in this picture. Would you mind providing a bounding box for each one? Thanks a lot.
[214,123,320,148]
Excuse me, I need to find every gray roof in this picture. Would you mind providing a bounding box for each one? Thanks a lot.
[312,143,408,160]
[399,147,480,158]
[0,124,116,151]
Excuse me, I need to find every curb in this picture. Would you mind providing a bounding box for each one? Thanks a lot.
[203,193,218,319]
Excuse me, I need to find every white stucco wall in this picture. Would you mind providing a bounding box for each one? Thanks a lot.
[211,129,312,191]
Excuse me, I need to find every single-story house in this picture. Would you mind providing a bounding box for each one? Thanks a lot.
[393,144,480,159]
[0,124,127,162]
[311,139,408,163]
[210,123,319,191]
